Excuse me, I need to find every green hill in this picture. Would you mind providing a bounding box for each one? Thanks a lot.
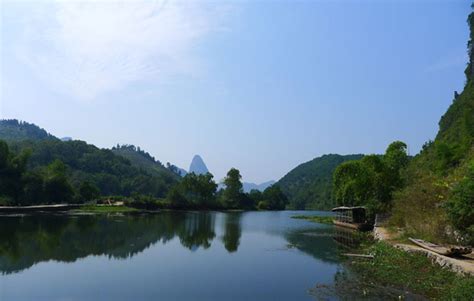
[0,119,57,141]
[112,144,179,180]
[277,154,363,210]
[391,8,474,243]
[0,120,178,204]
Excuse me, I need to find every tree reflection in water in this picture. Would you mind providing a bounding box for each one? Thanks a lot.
[0,212,221,274]
[221,212,242,253]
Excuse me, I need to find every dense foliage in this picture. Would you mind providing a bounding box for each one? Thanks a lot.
[0,120,56,142]
[167,172,218,209]
[0,141,75,205]
[7,139,177,201]
[166,167,288,210]
[277,154,363,210]
[112,144,179,179]
[445,162,474,238]
[390,6,474,243]
[0,121,179,204]
[333,142,409,216]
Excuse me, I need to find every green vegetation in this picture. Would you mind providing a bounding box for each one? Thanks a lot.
[166,167,288,210]
[112,144,178,179]
[0,141,76,205]
[347,241,474,300]
[221,168,245,209]
[0,121,179,206]
[166,172,218,209]
[277,154,363,210]
[0,212,240,274]
[0,119,57,142]
[291,215,334,225]
[0,121,288,211]
[389,6,474,244]
[254,185,288,210]
[77,205,138,213]
[333,142,409,217]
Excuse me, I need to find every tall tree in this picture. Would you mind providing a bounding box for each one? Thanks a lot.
[222,168,244,209]
[168,172,217,208]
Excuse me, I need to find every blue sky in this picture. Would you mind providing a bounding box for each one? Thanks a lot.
[0,0,471,183]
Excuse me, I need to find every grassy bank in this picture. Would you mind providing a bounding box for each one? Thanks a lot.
[347,241,474,300]
[292,215,334,225]
[76,205,139,214]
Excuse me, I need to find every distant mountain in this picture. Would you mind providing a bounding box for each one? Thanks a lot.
[177,167,188,177]
[277,154,364,210]
[189,155,209,175]
[61,137,72,142]
[0,119,57,141]
[243,180,276,193]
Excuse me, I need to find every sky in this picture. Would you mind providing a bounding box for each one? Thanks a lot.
[0,0,471,183]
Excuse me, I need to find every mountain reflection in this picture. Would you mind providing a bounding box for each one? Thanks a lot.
[0,212,223,274]
[0,212,338,275]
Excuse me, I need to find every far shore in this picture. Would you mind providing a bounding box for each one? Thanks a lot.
[0,204,323,215]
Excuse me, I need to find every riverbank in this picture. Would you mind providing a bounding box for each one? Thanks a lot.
[298,213,474,298]
[345,239,474,300]
[373,226,474,276]
[0,204,142,215]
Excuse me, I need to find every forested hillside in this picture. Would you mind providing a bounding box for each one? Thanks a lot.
[388,12,474,243]
[0,120,178,205]
[0,120,57,141]
[277,154,363,210]
[330,8,474,244]
[112,144,179,180]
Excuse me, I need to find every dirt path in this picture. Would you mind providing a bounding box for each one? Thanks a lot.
[373,226,474,276]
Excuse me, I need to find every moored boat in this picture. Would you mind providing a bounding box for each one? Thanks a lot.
[408,238,472,257]
[331,206,373,231]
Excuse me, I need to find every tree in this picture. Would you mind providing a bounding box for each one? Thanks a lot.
[333,160,369,206]
[222,168,245,209]
[384,141,409,187]
[167,185,187,208]
[247,189,263,209]
[167,172,217,208]
[333,141,409,216]
[384,141,409,172]
[43,160,74,204]
[445,161,474,240]
[0,140,31,204]
[79,181,100,203]
[22,171,45,205]
[258,185,288,210]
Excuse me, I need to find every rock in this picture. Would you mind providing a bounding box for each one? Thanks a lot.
[189,155,209,175]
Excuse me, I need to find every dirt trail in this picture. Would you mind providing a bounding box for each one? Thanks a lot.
[373,226,474,276]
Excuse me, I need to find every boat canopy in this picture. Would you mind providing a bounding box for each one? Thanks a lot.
[332,206,367,224]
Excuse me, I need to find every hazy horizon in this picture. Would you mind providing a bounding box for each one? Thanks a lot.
[1,0,470,183]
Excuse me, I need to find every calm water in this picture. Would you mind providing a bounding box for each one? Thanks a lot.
[0,211,363,301]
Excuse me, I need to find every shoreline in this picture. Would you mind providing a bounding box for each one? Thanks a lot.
[374,225,474,276]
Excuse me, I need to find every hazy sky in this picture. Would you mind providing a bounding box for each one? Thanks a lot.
[0,0,470,183]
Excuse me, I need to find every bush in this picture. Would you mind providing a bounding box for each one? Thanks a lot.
[445,161,474,242]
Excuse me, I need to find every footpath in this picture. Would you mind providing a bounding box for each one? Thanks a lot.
[373,226,474,276]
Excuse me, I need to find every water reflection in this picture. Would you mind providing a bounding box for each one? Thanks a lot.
[0,212,223,274]
[285,228,339,264]
[0,212,337,276]
[221,213,242,253]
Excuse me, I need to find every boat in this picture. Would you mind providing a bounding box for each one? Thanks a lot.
[408,238,472,257]
[331,206,373,231]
